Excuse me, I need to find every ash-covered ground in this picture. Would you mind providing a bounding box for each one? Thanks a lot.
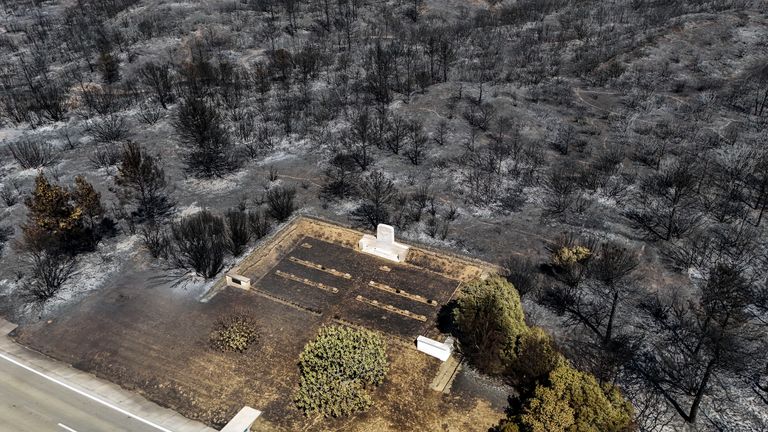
[0,0,767,430]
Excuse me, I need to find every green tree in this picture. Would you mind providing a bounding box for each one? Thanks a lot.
[295,325,388,417]
[509,327,561,392]
[19,174,107,302]
[453,275,527,375]
[515,362,634,432]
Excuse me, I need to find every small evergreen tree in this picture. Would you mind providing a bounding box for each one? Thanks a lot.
[514,362,635,432]
[453,275,527,375]
[509,327,560,392]
[18,174,108,301]
[24,173,82,236]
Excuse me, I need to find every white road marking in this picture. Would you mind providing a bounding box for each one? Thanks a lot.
[0,352,174,432]
[58,423,79,432]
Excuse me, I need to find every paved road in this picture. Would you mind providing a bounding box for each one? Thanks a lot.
[0,355,168,432]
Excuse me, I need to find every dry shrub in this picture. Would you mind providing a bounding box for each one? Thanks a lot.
[170,210,227,278]
[8,138,59,169]
[209,311,259,353]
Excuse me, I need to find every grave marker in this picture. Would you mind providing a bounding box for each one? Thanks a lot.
[358,223,410,263]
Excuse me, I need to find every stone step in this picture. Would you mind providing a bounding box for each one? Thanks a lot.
[430,354,461,393]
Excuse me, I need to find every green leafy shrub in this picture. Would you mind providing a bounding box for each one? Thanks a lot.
[452,275,527,375]
[209,312,259,353]
[515,362,634,432]
[509,327,561,392]
[454,275,636,432]
[551,245,592,267]
[545,234,595,287]
[295,325,388,417]
[497,422,521,432]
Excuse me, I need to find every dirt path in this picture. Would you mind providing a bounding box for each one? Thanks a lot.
[573,86,745,140]
[278,174,322,187]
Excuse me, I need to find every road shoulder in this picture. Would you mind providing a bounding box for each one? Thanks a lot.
[0,318,215,432]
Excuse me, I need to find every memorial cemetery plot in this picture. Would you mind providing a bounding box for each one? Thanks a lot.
[239,235,459,339]
[13,217,501,431]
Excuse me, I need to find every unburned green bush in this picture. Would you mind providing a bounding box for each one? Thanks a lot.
[454,275,635,432]
[509,327,561,392]
[514,362,635,432]
[295,325,388,417]
[452,275,527,375]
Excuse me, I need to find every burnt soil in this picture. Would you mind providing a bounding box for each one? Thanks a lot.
[14,224,502,431]
[253,236,460,339]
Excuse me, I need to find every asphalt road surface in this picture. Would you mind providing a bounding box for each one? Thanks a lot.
[0,354,170,432]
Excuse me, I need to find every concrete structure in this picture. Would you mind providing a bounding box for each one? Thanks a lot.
[221,406,262,432]
[429,354,462,393]
[416,336,455,362]
[359,224,410,263]
[226,268,251,290]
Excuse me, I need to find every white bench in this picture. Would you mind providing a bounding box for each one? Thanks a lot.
[359,224,410,263]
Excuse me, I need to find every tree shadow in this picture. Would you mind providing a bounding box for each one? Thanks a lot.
[436,299,458,335]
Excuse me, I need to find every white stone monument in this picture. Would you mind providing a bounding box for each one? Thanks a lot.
[359,224,410,263]
[226,268,251,290]
[417,336,455,362]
